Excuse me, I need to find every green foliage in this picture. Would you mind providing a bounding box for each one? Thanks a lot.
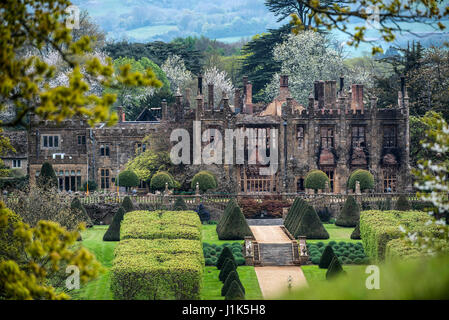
[217,199,238,235]
[348,169,374,191]
[326,256,345,280]
[82,180,98,192]
[121,196,134,213]
[350,223,361,240]
[284,197,307,232]
[319,245,337,269]
[335,196,360,227]
[150,171,176,191]
[304,170,329,191]
[219,258,237,282]
[173,197,188,211]
[103,207,125,242]
[0,203,23,262]
[216,246,235,270]
[118,170,139,188]
[293,204,330,239]
[203,243,244,266]
[385,238,425,260]
[216,205,253,240]
[121,211,201,241]
[395,195,411,211]
[308,242,368,265]
[222,270,245,297]
[225,280,245,300]
[37,162,57,189]
[360,210,441,261]
[191,171,217,192]
[71,197,93,228]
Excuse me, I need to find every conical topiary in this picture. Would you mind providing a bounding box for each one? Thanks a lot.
[395,195,411,211]
[319,245,337,269]
[225,280,245,300]
[221,270,245,296]
[217,246,235,270]
[350,222,361,240]
[293,204,329,239]
[122,196,134,213]
[173,197,188,211]
[217,205,253,240]
[219,258,237,282]
[103,207,125,241]
[335,196,360,227]
[71,197,93,228]
[326,256,346,280]
[195,203,211,222]
[217,199,238,235]
[284,198,307,232]
[37,162,57,189]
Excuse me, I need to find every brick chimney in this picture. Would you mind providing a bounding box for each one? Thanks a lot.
[351,84,364,111]
[234,88,241,113]
[117,106,125,122]
[208,83,214,110]
[314,81,325,108]
[279,75,289,99]
[324,80,337,107]
[244,81,253,114]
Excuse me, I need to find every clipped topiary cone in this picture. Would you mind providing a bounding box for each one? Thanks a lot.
[216,246,235,270]
[122,196,134,213]
[326,256,346,280]
[103,207,126,241]
[222,271,245,297]
[319,245,337,269]
[219,258,237,282]
[350,222,361,240]
[335,195,360,227]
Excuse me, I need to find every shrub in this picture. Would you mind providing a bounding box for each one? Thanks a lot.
[219,258,237,282]
[311,256,321,264]
[238,198,261,218]
[191,171,217,192]
[173,197,188,211]
[0,204,23,261]
[351,223,361,240]
[335,196,360,227]
[319,245,336,268]
[284,198,307,234]
[71,197,93,228]
[217,199,238,235]
[360,210,441,261]
[118,170,139,189]
[225,280,245,300]
[326,256,345,280]
[217,247,235,270]
[150,171,176,191]
[221,270,245,296]
[395,195,411,211]
[259,199,289,218]
[121,211,201,241]
[304,170,329,191]
[385,238,426,260]
[217,205,253,240]
[36,162,57,189]
[348,169,374,191]
[317,207,332,223]
[103,207,125,241]
[122,196,134,213]
[293,204,329,239]
[195,204,210,223]
[82,180,97,192]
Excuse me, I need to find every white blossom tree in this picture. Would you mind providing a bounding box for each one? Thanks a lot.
[202,66,234,107]
[162,55,192,93]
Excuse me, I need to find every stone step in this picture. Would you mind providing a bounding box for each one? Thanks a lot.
[259,243,294,266]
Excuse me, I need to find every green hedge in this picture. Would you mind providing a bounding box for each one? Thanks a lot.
[307,242,368,265]
[121,210,201,241]
[348,169,374,191]
[111,210,203,300]
[203,242,245,267]
[150,171,176,191]
[360,210,439,261]
[191,171,217,192]
[304,170,329,191]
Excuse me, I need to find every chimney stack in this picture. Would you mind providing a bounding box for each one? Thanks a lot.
[314,81,325,108]
[350,84,364,111]
[339,76,344,93]
[279,75,289,99]
[324,80,337,107]
[244,81,253,114]
[243,76,248,96]
[234,88,241,113]
[208,84,214,109]
[161,99,168,120]
[197,74,203,95]
[117,106,124,122]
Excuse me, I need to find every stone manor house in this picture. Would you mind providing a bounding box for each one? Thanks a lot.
[2,75,412,194]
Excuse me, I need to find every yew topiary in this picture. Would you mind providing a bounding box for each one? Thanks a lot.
[219,258,237,282]
[348,169,374,191]
[217,205,253,240]
[121,196,134,213]
[293,204,329,239]
[304,170,329,191]
[37,162,57,189]
[326,256,346,280]
[395,195,411,211]
[173,197,188,211]
[225,280,245,300]
[71,197,93,228]
[319,245,337,269]
[221,270,245,296]
[335,196,360,227]
[103,207,125,241]
[216,246,235,270]
[217,199,238,235]
[191,171,217,192]
[351,223,361,240]
[150,171,175,191]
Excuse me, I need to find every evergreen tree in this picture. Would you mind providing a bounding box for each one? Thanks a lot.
[225,280,245,300]
[71,197,93,228]
[395,195,411,211]
[216,246,236,270]
[173,197,188,211]
[37,162,57,189]
[350,223,361,240]
[221,270,245,296]
[335,196,360,227]
[103,207,125,241]
[293,204,329,239]
[216,199,238,235]
[122,196,134,213]
[326,256,346,280]
[195,203,211,223]
[217,205,253,240]
[219,258,237,282]
[319,245,337,269]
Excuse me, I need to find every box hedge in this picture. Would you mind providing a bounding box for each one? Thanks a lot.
[121,210,201,241]
[360,210,440,261]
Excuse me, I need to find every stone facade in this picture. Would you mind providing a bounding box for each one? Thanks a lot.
[5,74,411,194]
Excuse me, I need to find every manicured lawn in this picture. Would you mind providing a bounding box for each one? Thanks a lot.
[201,266,263,300]
[301,265,367,286]
[306,224,361,244]
[70,226,117,300]
[202,224,243,245]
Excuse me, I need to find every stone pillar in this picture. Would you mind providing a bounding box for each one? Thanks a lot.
[208,84,214,110]
[355,180,361,195]
[161,99,168,120]
[195,95,203,121]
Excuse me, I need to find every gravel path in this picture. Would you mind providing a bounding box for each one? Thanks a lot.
[250,226,291,243]
[254,266,308,299]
